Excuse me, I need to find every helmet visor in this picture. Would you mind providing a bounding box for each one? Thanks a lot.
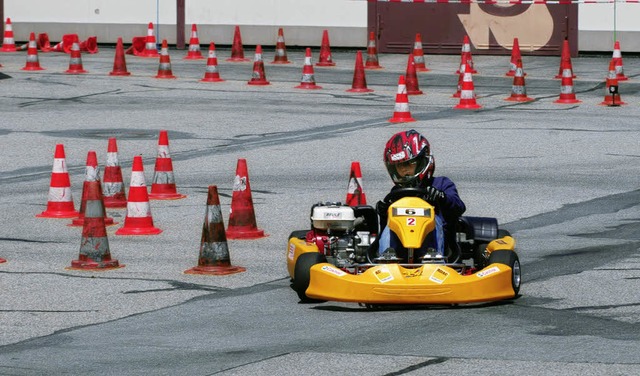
[386,155,429,186]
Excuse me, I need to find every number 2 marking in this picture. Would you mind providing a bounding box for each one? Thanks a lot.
[407,218,416,226]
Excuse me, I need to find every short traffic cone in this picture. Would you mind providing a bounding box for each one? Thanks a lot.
[102,137,128,208]
[505,58,533,102]
[115,156,162,235]
[454,62,482,109]
[555,39,575,79]
[37,144,79,218]
[612,41,628,81]
[200,42,225,82]
[412,33,429,72]
[506,37,525,77]
[51,34,76,54]
[109,37,131,76]
[389,75,416,123]
[141,22,160,58]
[1,18,17,52]
[149,130,186,200]
[64,36,87,74]
[364,31,382,69]
[184,24,204,60]
[37,33,52,52]
[295,48,322,89]
[347,51,373,93]
[346,161,367,206]
[70,151,116,227]
[226,158,266,239]
[125,36,146,56]
[405,53,423,95]
[227,25,249,62]
[270,27,290,64]
[457,35,477,74]
[600,59,625,106]
[316,29,335,67]
[80,36,98,54]
[21,32,45,71]
[185,185,246,275]
[554,58,581,104]
[154,39,176,79]
[248,45,270,85]
[68,154,122,271]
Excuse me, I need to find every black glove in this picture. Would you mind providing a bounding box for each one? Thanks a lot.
[376,200,390,217]
[423,186,446,206]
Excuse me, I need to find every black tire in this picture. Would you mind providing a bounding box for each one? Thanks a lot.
[289,230,309,240]
[292,253,327,303]
[488,250,521,296]
[497,229,512,238]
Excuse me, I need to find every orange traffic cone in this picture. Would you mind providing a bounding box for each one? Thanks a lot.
[505,58,533,102]
[21,32,45,71]
[64,36,87,74]
[506,37,525,77]
[454,62,482,109]
[612,41,628,81]
[184,24,204,60]
[364,31,382,70]
[412,33,429,72]
[102,137,128,208]
[155,39,176,79]
[125,36,146,56]
[226,158,267,239]
[141,22,160,58]
[554,58,581,104]
[271,27,291,64]
[109,37,131,76]
[316,29,335,67]
[389,75,416,123]
[295,48,322,89]
[457,35,477,74]
[185,185,246,275]
[0,257,5,264]
[601,59,625,106]
[52,34,78,54]
[227,25,249,62]
[37,144,79,218]
[1,18,17,52]
[200,42,224,82]
[70,151,116,227]
[555,39,575,79]
[405,53,423,95]
[248,45,270,85]
[68,153,122,271]
[115,156,162,235]
[149,130,186,200]
[80,36,98,54]
[347,51,373,93]
[37,33,52,52]
[346,161,367,206]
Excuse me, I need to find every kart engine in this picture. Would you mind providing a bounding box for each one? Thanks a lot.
[307,203,376,268]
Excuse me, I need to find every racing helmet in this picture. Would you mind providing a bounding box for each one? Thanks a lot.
[383,130,435,187]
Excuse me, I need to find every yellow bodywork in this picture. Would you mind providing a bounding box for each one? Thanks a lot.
[386,196,435,249]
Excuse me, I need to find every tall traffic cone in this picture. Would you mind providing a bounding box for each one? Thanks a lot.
[68,153,122,271]
[316,29,335,67]
[115,156,162,235]
[505,58,533,102]
[64,36,87,74]
[80,36,98,54]
[347,51,373,93]
[412,33,429,72]
[457,35,477,74]
[454,62,482,109]
[405,53,423,95]
[154,39,176,79]
[200,42,224,82]
[389,75,416,123]
[226,158,266,239]
[109,37,131,76]
[184,24,204,60]
[149,130,186,200]
[506,37,524,77]
[141,22,160,58]
[227,25,249,62]
[364,31,382,69]
[346,161,367,206]
[248,45,270,85]
[37,33,52,52]
[270,27,290,64]
[295,48,322,89]
[21,32,45,71]
[600,59,625,106]
[185,185,246,275]
[1,18,17,52]
[37,144,79,218]
[555,39,575,79]
[70,151,116,227]
[554,58,581,104]
[612,40,628,81]
[102,137,128,208]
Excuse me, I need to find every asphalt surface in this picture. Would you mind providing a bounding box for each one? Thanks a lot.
[0,45,639,375]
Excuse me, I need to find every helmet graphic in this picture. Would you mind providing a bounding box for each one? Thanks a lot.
[383,129,435,187]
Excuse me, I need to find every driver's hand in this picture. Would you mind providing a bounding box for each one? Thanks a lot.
[376,200,390,217]
[423,186,446,206]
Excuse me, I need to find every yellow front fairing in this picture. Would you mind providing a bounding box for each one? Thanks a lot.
[286,237,318,278]
[387,196,435,249]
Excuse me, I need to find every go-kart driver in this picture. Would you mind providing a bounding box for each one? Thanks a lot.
[377,129,466,261]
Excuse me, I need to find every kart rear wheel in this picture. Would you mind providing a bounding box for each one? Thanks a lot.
[488,250,521,296]
[292,253,327,303]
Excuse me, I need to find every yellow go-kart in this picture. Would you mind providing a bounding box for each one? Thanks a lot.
[286,187,521,306]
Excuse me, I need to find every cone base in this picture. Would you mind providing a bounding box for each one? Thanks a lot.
[115,226,163,236]
[615,76,628,81]
[184,265,246,276]
[0,47,17,53]
[416,67,430,72]
[201,77,225,83]
[554,98,581,104]
[69,217,117,227]
[65,69,88,74]
[248,80,270,86]
[67,260,123,270]
[346,87,374,93]
[389,115,416,123]
[364,65,383,70]
[226,227,266,239]
[21,66,45,71]
[155,74,177,79]
[315,62,336,67]
[407,90,424,95]
[270,60,291,64]
[294,84,322,90]
[454,103,483,110]
[226,57,250,62]
[109,71,131,76]
[183,55,204,60]
[148,192,187,200]
[140,52,160,58]
[37,209,79,219]
[505,96,534,102]
[600,97,626,106]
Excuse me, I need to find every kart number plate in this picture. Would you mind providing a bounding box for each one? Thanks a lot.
[393,208,430,217]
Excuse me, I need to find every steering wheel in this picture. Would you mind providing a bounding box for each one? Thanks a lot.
[383,187,428,204]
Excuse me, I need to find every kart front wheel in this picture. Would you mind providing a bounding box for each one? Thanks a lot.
[292,253,327,303]
[489,250,521,296]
